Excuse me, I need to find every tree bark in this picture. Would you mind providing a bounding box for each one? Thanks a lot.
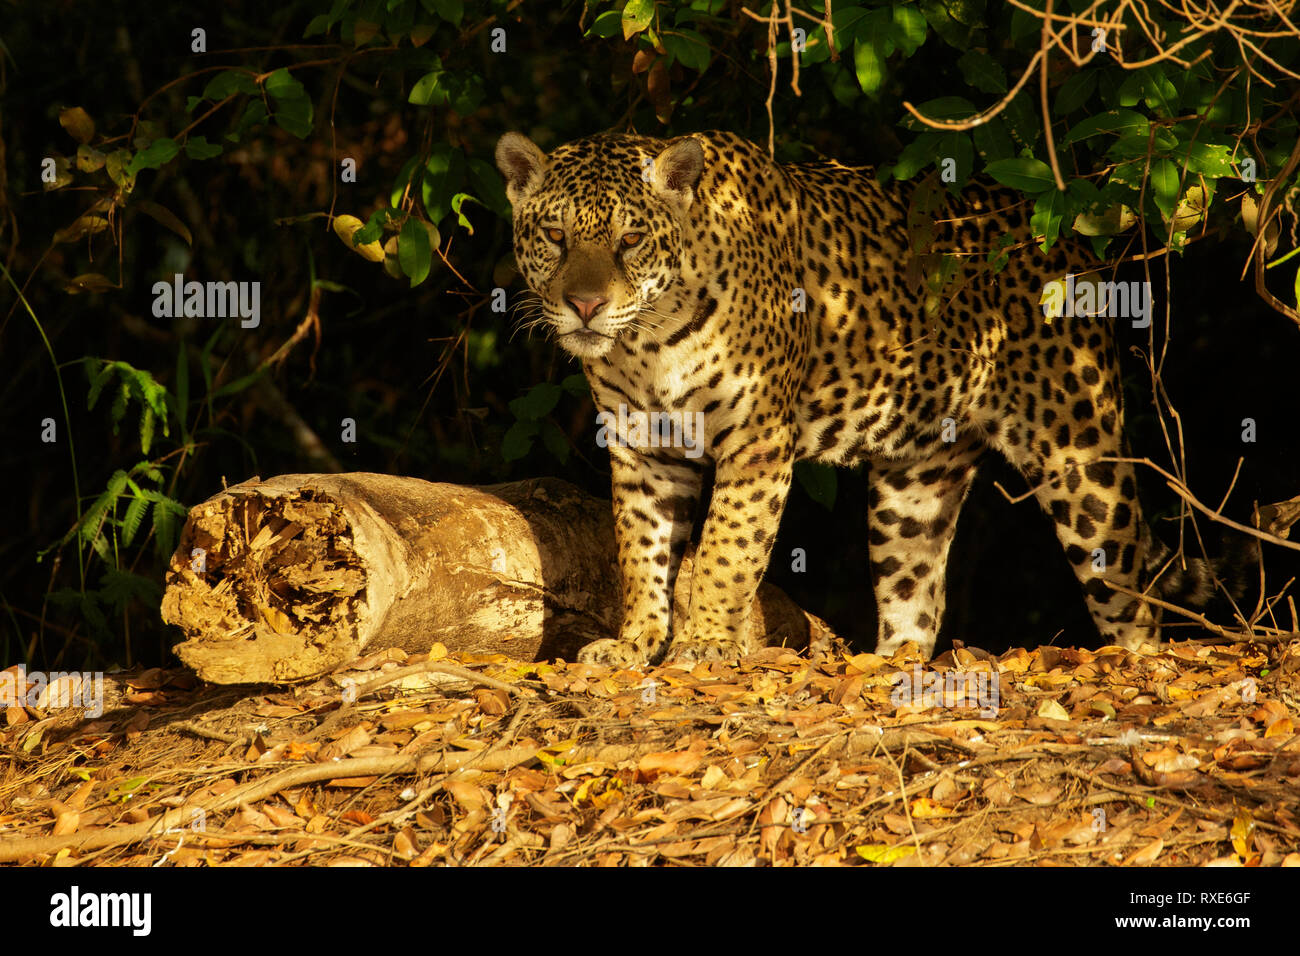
[161,474,834,684]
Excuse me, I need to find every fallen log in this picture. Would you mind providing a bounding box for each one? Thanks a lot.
[161,474,834,684]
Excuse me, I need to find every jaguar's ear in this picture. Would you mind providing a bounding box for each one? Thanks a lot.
[495,133,548,206]
[651,137,705,211]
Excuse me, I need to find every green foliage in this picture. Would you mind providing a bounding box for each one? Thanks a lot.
[399,215,433,287]
[504,381,572,463]
[85,359,171,455]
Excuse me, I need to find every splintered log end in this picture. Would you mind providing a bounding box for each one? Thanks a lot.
[161,477,375,683]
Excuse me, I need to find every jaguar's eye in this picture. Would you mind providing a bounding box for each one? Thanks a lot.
[546,227,565,243]
[621,232,643,248]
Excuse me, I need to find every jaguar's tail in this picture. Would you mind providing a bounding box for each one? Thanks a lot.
[1141,522,1260,612]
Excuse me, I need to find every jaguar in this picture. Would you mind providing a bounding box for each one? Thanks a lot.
[495,129,1229,668]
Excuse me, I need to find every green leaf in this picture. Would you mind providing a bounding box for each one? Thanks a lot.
[121,494,151,547]
[853,38,885,96]
[449,72,485,114]
[271,101,314,138]
[450,193,481,233]
[264,68,306,101]
[509,382,563,421]
[210,367,269,400]
[828,6,871,46]
[1109,138,1172,168]
[432,0,463,25]
[410,69,445,106]
[1066,176,1103,210]
[391,155,423,207]
[972,120,1015,165]
[827,61,862,107]
[1062,109,1149,145]
[887,132,943,181]
[150,493,185,559]
[1116,71,1144,108]
[86,359,116,410]
[1031,187,1068,250]
[106,149,136,188]
[266,69,313,138]
[622,0,656,40]
[986,233,1015,272]
[304,13,333,36]
[588,9,622,38]
[502,420,539,461]
[201,70,259,101]
[540,420,570,463]
[126,138,180,176]
[662,28,710,72]
[1138,65,1179,118]
[137,199,193,246]
[233,100,269,138]
[1002,91,1039,151]
[356,208,395,245]
[81,471,129,552]
[890,6,929,57]
[918,0,980,50]
[794,461,836,510]
[560,373,589,397]
[984,157,1057,193]
[399,216,433,287]
[1009,5,1040,41]
[134,461,163,485]
[140,406,155,455]
[411,71,480,113]
[936,131,974,191]
[1149,158,1180,220]
[957,50,1006,94]
[467,158,510,219]
[99,568,163,614]
[423,144,466,224]
[184,136,223,160]
[110,381,130,427]
[1054,71,1097,116]
[387,0,416,36]
[47,588,110,639]
[1180,141,1234,178]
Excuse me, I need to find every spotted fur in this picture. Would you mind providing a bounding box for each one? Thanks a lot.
[496,129,1213,667]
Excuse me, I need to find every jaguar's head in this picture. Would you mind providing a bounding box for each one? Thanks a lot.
[495,132,705,360]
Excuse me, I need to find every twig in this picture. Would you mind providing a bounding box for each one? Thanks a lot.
[353,659,530,699]
[1040,0,1069,191]
[1108,579,1288,642]
[1249,131,1300,328]
[903,51,1045,131]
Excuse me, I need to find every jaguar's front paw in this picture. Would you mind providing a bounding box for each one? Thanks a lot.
[577,638,650,669]
[664,638,751,664]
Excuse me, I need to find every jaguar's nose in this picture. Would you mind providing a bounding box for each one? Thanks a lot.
[566,294,609,323]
